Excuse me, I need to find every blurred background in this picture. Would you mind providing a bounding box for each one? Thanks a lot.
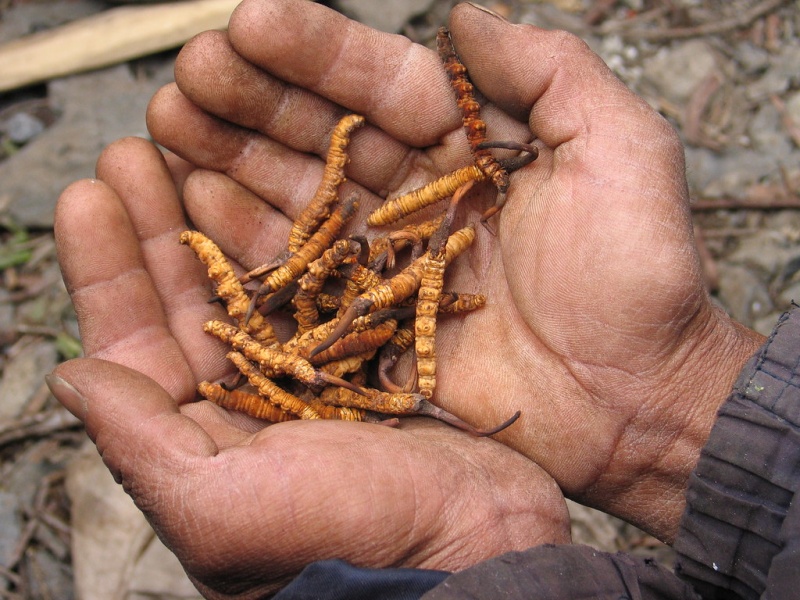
[0,0,798,597]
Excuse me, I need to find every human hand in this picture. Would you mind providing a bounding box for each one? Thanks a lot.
[51,137,569,598]
[144,0,767,543]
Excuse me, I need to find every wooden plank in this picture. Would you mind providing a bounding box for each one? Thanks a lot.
[0,0,241,92]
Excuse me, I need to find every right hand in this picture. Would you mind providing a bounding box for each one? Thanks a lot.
[52,135,570,599]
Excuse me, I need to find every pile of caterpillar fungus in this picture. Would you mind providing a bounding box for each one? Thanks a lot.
[180,28,536,435]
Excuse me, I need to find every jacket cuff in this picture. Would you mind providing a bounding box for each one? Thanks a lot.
[673,306,800,599]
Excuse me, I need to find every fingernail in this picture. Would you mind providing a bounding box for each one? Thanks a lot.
[466,2,510,22]
[46,374,87,419]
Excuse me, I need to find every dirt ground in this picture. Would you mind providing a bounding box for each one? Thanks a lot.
[1,0,799,597]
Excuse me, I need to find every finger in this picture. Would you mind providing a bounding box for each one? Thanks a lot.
[149,84,396,220]
[48,358,217,492]
[175,30,349,154]
[173,30,418,195]
[449,4,678,151]
[163,151,196,199]
[182,168,292,269]
[228,0,459,146]
[55,178,198,401]
[448,8,695,268]
[94,138,231,386]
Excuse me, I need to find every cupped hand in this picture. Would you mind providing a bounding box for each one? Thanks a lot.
[52,138,569,598]
[143,0,766,542]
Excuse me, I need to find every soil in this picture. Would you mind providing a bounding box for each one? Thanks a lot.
[0,0,798,597]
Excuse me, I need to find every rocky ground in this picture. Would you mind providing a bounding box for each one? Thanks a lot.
[0,0,798,597]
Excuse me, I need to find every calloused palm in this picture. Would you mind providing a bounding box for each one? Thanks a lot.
[53,134,569,598]
[144,0,765,543]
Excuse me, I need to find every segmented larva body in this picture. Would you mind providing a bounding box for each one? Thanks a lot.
[415,251,446,399]
[294,238,359,333]
[288,114,365,253]
[318,352,374,379]
[338,263,383,316]
[308,400,366,421]
[308,319,397,366]
[319,386,423,415]
[197,381,296,423]
[259,197,357,297]
[366,164,484,227]
[353,225,475,316]
[438,292,487,314]
[437,27,510,193]
[204,320,360,395]
[179,230,278,346]
[226,352,321,420]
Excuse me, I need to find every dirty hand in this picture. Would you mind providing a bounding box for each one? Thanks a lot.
[50,135,569,598]
[142,0,767,545]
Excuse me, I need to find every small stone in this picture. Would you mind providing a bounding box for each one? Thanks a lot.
[733,42,770,75]
[785,91,800,134]
[716,264,774,327]
[779,280,800,308]
[748,103,792,157]
[5,112,46,144]
[727,230,792,276]
[0,59,175,228]
[642,40,717,106]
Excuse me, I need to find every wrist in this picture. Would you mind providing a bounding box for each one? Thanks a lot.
[583,303,766,543]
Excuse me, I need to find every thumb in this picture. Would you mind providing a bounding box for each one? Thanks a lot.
[47,358,217,487]
[448,3,678,155]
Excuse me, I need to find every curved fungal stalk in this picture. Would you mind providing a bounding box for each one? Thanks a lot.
[378,327,415,393]
[288,114,366,253]
[239,250,290,284]
[226,352,321,420]
[257,281,298,316]
[416,401,521,437]
[368,215,445,270]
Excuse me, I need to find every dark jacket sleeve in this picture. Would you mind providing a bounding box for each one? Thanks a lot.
[672,305,800,599]
[421,544,700,599]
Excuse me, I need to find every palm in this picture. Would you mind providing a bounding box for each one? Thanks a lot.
[54,132,569,596]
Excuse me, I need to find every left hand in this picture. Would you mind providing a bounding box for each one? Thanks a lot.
[51,136,570,599]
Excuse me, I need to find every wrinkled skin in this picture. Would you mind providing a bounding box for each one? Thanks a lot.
[52,1,765,598]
